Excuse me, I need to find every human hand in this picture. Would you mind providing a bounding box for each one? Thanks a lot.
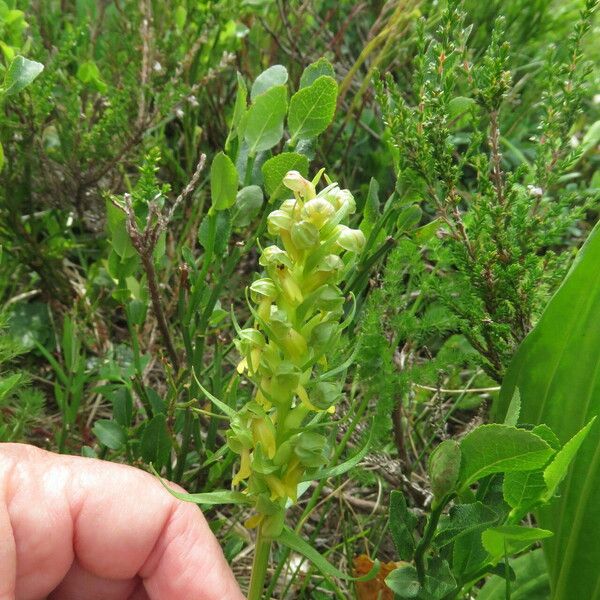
[0,443,246,600]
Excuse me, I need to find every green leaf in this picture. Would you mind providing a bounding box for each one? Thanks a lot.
[251,64,288,100]
[229,72,248,142]
[141,414,172,470]
[198,210,231,255]
[0,141,4,172]
[385,564,420,598]
[481,526,553,561]
[504,389,521,427]
[458,424,553,490]
[174,5,187,30]
[389,490,417,560]
[478,549,550,600]
[2,55,43,96]
[278,526,380,581]
[543,417,596,501]
[304,425,373,481]
[106,199,136,258]
[288,75,337,142]
[234,185,263,227]
[261,152,309,200]
[429,439,461,501]
[300,57,335,88]
[243,84,287,155]
[422,557,457,600]
[192,369,235,418]
[494,221,600,599]
[580,120,600,155]
[397,205,423,233]
[434,501,498,549]
[448,96,475,121]
[76,60,107,93]
[453,529,488,579]
[503,469,546,514]
[153,466,250,505]
[211,152,238,210]
[93,419,126,450]
[531,424,561,451]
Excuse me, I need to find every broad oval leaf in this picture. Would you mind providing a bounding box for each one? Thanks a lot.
[385,564,421,598]
[288,75,337,142]
[251,64,288,100]
[261,152,309,200]
[300,57,335,88]
[458,424,553,490]
[243,84,288,155]
[481,525,553,562]
[93,419,126,450]
[2,55,44,96]
[211,151,238,210]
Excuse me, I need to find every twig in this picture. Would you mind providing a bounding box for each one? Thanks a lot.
[111,154,207,372]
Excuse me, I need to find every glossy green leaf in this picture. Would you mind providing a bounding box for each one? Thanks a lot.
[504,389,521,427]
[300,57,335,88]
[2,55,43,96]
[211,152,238,210]
[278,526,380,581]
[288,75,337,142]
[458,424,553,490]
[261,152,309,200]
[503,469,546,514]
[494,221,600,599]
[481,526,553,561]
[543,417,596,501]
[244,84,287,154]
[251,64,288,100]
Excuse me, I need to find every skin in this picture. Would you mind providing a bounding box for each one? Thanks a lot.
[0,443,246,600]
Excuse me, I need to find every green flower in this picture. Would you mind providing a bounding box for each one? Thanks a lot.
[227,170,364,537]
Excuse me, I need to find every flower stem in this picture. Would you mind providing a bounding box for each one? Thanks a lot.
[247,527,272,600]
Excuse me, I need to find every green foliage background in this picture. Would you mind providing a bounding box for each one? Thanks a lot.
[0,0,599,598]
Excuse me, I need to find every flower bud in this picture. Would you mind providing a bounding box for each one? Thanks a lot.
[252,418,277,459]
[311,285,345,312]
[279,198,302,220]
[259,245,292,269]
[302,197,335,229]
[326,187,355,213]
[283,170,315,199]
[335,225,366,253]
[267,209,293,236]
[290,220,319,249]
[239,328,265,348]
[232,447,252,485]
[250,278,277,302]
